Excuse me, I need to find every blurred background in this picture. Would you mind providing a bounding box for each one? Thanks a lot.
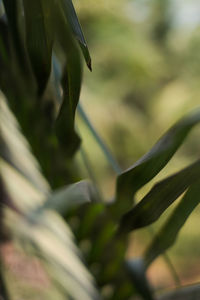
[74,0,200,292]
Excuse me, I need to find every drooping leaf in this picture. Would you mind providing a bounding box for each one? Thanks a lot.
[23,0,53,95]
[61,0,91,70]
[39,180,99,216]
[119,159,200,234]
[114,108,200,218]
[144,182,200,267]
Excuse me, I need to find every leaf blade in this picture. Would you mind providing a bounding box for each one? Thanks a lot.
[119,159,200,234]
[114,108,200,218]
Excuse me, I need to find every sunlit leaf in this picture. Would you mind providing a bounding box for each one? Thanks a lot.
[119,159,200,234]
[0,93,101,300]
[114,108,200,218]
[144,182,200,267]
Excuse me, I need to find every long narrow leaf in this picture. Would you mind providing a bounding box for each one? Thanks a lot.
[61,0,91,70]
[48,0,82,156]
[114,108,200,218]
[119,159,200,234]
[23,0,53,95]
[144,182,200,267]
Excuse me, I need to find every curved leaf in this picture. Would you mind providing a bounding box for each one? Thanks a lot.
[39,180,99,215]
[114,108,200,218]
[23,0,53,94]
[144,182,200,267]
[50,0,82,156]
[61,0,91,70]
[119,159,200,234]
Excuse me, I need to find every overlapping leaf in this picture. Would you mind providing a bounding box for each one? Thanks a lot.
[0,93,101,300]
[23,0,53,95]
[119,159,200,234]
[144,182,200,267]
[114,108,200,218]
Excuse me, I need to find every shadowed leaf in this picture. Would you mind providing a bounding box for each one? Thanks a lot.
[62,0,91,70]
[119,159,200,234]
[144,182,200,267]
[23,0,53,95]
[114,108,200,218]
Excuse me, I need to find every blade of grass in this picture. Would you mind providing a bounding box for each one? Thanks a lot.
[78,103,121,174]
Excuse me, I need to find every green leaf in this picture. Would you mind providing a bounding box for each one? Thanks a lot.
[23,0,53,95]
[61,0,91,70]
[2,0,27,72]
[39,180,99,216]
[0,93,101,300]
[48,0,82,156]
[144,182,200,267]
[119,159,200,234]
[0,92,50,193]
[114,108,200,218]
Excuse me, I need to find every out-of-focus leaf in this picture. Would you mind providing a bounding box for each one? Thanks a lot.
[0,94,101,300]
[0,92,50,193]
[125,258,155,300]
[2,0,26,70]
[40,180,99,215]
[144,182,200,267]
[114,108,200,218]
[61,0,91,70]
[119,159,200,234]
[23,0,53,95]
[158,284,200,300]
[51,0,82,156]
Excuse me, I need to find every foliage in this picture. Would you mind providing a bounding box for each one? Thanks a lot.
[1,1,200,300]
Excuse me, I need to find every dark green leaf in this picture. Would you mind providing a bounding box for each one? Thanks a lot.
[23,0,53,95]
[62,0,91,70]
[114,108,200,218]
[2,0,27,72]
[51,1,82,156]
[119,159,200,234]
[144,182,200,267]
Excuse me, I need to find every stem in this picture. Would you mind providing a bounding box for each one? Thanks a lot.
[77,103,121,174]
